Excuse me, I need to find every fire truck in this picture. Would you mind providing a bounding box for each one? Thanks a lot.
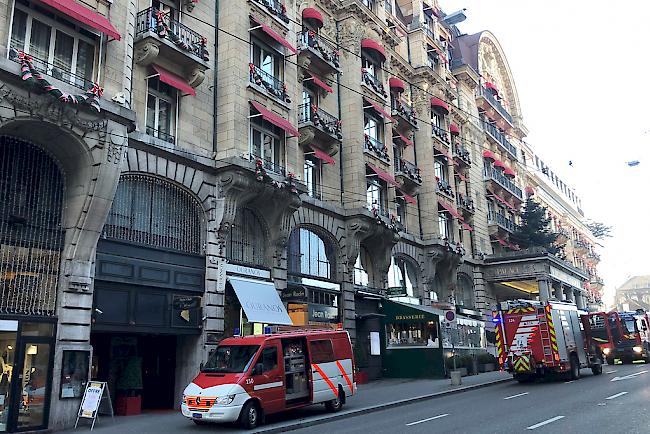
[604,310,650,364]
[494,300,604,382]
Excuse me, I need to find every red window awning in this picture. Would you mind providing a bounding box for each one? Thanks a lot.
[367,163,399,187]
[398,190,417,204]
[363,98,395,123]
[503,167,516,178]
[482,150,496,160]
[250,16,296,54]
[525,186,535,196]
[306,73,333,93]
[493,159,506,170]
[312,148,335,165]
[388,77,405,93]
[302,7,323,28]
[431,97,449,115]
[434,147,451,160]
[462,223,474,232]
[393,130,413,147]
[39,0,121,40]
[449,123,460,135]
[151,64,196,96]
[361,38,386,62]
[438,200,463,220]
[497,238,508,246]
[485,82,499,95]
[250,101,299,137]
[488,189,515,211]
[432,46,448,64]
[454,170,466,181]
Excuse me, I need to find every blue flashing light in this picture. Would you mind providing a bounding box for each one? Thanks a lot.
[233,327,241,337]
[264,326,272,334]
[492,317,500,324]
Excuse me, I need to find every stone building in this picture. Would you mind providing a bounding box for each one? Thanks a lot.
[616,276,650,312]
[0,0,602,431]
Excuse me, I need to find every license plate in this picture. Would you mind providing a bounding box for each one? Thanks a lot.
[192,413,202,419]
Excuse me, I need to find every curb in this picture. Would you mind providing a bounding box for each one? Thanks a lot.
[255,377,512,433]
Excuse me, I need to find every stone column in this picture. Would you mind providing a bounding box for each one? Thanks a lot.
[563,286,575,303]
[553,283,564,301]
[575,291,586,310]
[537,278,551,303]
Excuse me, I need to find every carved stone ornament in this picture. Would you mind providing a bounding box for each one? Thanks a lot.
[338,19,365,55]
[186,66,207,88]
[134,41,160,65]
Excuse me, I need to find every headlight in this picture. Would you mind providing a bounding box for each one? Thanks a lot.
[602,348,610,355]
[216,394,235,405]
[633,346,643,353]
[182,394,187,404]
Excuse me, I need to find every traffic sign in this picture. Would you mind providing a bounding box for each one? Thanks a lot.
[443,309,456,328]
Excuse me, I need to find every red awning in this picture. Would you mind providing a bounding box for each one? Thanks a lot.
[393,130,413,147]
[302,8,323,28]
[485,82,499,95]
[455,170,466,181]
[307,74,333,93]
[449,123,460,135]
[250,101,299,136]
[434,147,451,160]
[431,97,449,115]
[388,77,405,93]
[488,190,515,211]
[367,163,399,187]
[151,64,196,96]
[312,148,335,165]
[364,98,395,123]
[39,0,121,40]
[438,200,463,220]
[398,190,417,204]
[251,16,296,54]
[503,167,516,178]
[432,46,448,64]
[497,238,508,246]
[509,243,520,251]
[462,223,474,232]
[482,150,496,160]
[361,38,386,62]
[525,186,535,195]
[493,160,506,170]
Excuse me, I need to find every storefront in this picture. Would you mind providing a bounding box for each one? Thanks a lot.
[380,300,445,378]
[283,277,341,329]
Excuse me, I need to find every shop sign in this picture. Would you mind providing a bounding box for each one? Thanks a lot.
[226,264,270,279]
[550,266,583,289]
[387,286,407,297]
[172,295,201,310]
[308,304,339,323]
[281,286,307,301]
[394,314,426,321]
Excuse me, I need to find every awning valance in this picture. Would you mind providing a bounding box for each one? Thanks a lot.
[250,16,296,54]
[250,101,299,136]
[302,7,324,27]
[388,77,405,93]
[438,199,463,220]
[462,223,474,232]
[306,73,333,93]
[39,0,121,40]
[485,82,499,95]
[430,97,449,115]
[393,130,413,147]
[364,97,395,123]
[361,38,386,62]
[398,190,417,204]
[228,276,293,325]
[367,163,399,187]
[482,150,496,161]
[449,123,460,135]
[493,160,506,170]
[151,64,196,96]
[503,167,516,178]
[312,148,335,165]
[488,189,515,211]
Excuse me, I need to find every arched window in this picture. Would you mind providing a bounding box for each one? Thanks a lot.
[0,137,64,316]
[104,174,204,254]
[353,246,374,287]
[457,273,475,308]
[288,228,335,279]
[387,256,418,297]
[227,208,267,267]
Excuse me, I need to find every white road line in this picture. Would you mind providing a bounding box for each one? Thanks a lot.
[605,392,628,400]
[527,416,565,430]
[504,392,529,400]
[605,370,618,374]
[406,413,449,426]
[564,380,574,384]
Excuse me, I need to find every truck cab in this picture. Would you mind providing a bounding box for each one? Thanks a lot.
[607,311,650,364]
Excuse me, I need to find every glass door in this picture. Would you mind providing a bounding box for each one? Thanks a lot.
[0,322,18,433]
[15,342,51,431]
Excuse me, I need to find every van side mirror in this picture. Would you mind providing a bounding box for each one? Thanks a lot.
[199,362,204,371]
[253,363,264,376]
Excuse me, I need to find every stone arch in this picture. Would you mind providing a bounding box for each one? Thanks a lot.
[227,206,271,268]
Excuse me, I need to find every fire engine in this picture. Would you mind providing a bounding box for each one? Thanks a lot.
[604,310,650,364]
[494,300,604,382]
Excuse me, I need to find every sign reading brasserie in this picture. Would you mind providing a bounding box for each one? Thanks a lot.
[394,314,426,321]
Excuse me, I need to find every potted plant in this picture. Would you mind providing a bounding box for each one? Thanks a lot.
[477,353,497,373]
[446,355,467,377]
[115,356,143,416]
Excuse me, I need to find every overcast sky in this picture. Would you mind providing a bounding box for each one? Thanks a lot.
[441,0,650,306]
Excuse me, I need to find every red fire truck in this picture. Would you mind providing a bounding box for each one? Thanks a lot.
[605,310,650,364]
[494,300,604,382]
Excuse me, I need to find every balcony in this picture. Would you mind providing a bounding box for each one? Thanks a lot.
[298,103,342,155]
[452,142,472,166]
[364,135,389,161]
[391,97,418,129]
[556,228,570,243]
[362,69,387,99]
[476,86,513,126]
[395,158,422,192]
[432,125,450,145]
[436,178,454,198]
[488,212,516,233]
[482,121,517,160]
[251,154,286,176]
[134,7,209,87]
[484,166,523,201]
[250,0,290,24]
[249,63,290,103]
[8,49,92,91]
[456,193,475,215]
[298,31,340,77]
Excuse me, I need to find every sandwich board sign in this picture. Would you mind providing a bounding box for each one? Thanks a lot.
[75,381,113,430]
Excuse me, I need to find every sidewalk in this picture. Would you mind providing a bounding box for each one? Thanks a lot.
[62,371,511,434]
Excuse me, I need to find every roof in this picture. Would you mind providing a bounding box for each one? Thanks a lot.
[617,275,650,291]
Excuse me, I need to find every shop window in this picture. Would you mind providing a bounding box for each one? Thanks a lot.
[250,114,285,175]
[9,1,98,89]
[60,350,90,399]
[441,320,485,349]
[146,76,177,143]
[310,339,335,363]
[227,208,267,267]
[309,290,338,307]
[387,256,418,297]
[103,174,204,254]
[386,321,438,348]
[287,228,335,279]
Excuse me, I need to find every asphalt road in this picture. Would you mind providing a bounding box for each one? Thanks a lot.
[291,363,650,434]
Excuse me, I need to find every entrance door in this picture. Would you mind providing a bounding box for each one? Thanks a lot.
[0,325,17,432]
[140,336,176,409]
[13,341,52,431]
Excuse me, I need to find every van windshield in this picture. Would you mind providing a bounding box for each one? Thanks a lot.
[202,345,260,373]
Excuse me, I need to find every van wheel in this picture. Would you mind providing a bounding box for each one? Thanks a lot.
[569,354,581,380]
[606,356,614,365]
[239,401,260,429]
[591,359,603,375]
[325,389,344,412]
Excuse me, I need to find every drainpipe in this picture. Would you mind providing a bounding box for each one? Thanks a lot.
[335,20,344,204]
[212,0,220,154]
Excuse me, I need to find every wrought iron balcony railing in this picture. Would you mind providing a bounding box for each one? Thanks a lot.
[8,48,93,91]
[364,134,389,160]
[396,158,422,183]
[298,103,342,139]
[456,193,475,213]
[488,212,516,232]
[391,97,418,126]
[251,154,286,176]
[478,86,513,124]
[146,127,176,144]
[299,30,340,69]
[453,143,472,165]
[432,125,450,144]
[251,0,290,23]
[484,166,523,200]
[481,120,517,159]
[249,63,290,103]
[437,178,454,197]
[362,69,387,98]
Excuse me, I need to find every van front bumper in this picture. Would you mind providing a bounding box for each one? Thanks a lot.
[181,403,242,423]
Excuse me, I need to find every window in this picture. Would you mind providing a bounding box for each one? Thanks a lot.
[227,208,267,266]
[309,290,338,307]
[366,177,386,212]
[386,321,438,348]
[396,197,406,226]
[387,256,418,297]
[364,113,382,142]
[438,210,450,239]
[10,3,98,89]
[287,228,334,279]
[250,38,284,96]
[431,111,442,129]
[152,0,180,21]
[434,158,447,182]
[146,77,177,143]
[457,273,475,308]
[250,115,285,174]
[362,0,375,10]
[310,340,335,363]
[353,248,370,287]
[361,53,380,79]
[303,156,321,199]
[260,346,278,373]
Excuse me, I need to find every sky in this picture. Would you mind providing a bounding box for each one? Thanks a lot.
[441,0,650,306]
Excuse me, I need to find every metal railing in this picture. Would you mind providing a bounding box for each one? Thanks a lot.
[9,48,94,91]
[456,193,475,213]
[437,178,454,197]
[432,125,450,144]
[251,154,286,176]
[364,134,388,160]
[249,63,289,102]
[299,30,340,68]
[298,103,341,138]
[135,7,207,60]
[453,143,471,164]
[251,0,290,23]
[146,127,176,144]
[481,120,517,159]
[484,166,523,199]
[362,69,387,97]
[478,86,513,124]
[488,212,516,232]
[391,97,417,126]
[395,158,422,183]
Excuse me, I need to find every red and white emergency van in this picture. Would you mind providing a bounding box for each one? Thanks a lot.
[181,329,356,429]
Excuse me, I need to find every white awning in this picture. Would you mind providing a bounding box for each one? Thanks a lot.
[228,276,293,326]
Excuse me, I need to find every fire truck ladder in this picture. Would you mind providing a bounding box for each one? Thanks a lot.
[537,308,555,364]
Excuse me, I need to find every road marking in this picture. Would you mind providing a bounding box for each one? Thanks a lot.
[406,413,449,426]
[564,380,574,384]
[605,392,628,400]
[504,392,529,400]
[611,370,648,382]
[527,416,565,430]
[605,370,618,374]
